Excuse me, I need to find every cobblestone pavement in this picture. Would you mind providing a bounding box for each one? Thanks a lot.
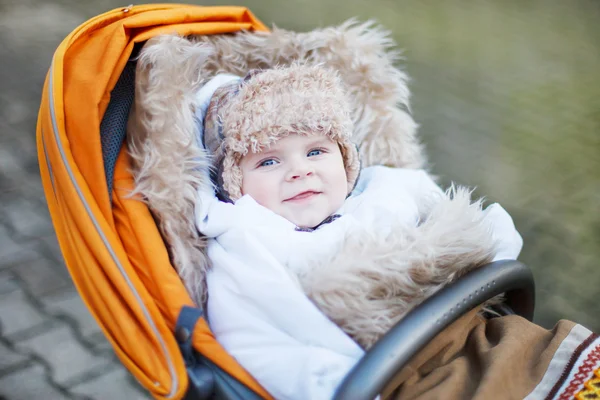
[1,0,598,399]
[0,1,151,398]
[0,187,151,399]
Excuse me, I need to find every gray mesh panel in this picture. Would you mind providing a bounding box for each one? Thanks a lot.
[100,60,136,201]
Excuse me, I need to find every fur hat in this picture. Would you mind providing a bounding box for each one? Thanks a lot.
[196,64,361,202]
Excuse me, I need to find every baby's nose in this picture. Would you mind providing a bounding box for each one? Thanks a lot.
[291,170,313,180]
[288,162,314,180]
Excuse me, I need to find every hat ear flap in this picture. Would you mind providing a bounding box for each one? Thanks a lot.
[210,159,234,204]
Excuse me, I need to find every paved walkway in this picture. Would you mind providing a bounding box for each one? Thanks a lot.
[0,131,149,392]
[0,172,150,399]
[0,1,149,398]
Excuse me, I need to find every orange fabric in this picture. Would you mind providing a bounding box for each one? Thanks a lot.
[37,4,270,399]
[112,149,271,398]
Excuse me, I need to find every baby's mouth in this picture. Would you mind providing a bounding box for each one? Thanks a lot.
[284,191,321,202]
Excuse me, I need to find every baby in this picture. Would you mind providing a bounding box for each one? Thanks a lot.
[194,64,522,399]
[238,132,349,230]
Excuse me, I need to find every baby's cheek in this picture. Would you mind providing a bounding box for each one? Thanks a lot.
[242,173,278,209]
[335,171,350,201]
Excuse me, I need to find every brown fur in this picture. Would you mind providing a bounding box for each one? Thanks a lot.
[298,186,497,349]
[204,64,360,200]
[127,22,502,348]
[127,21,425,305]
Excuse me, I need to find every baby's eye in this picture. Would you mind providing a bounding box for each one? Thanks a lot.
[307,149,324,157]
[259,159,278,167]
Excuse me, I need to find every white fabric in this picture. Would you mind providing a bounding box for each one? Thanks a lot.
[193,73,241,146]
[195,166,523,400]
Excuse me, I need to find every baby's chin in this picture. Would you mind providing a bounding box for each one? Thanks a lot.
[287,213,333,229]
[278,198,345,229]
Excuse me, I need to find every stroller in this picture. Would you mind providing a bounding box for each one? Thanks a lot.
[38,4,557,399]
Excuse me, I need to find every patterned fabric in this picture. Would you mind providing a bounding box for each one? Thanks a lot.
[544,333,600,400]
[521,326,600,400]
[576,368,600,400]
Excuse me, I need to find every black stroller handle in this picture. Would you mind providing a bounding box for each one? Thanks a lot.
[333,260,535,400]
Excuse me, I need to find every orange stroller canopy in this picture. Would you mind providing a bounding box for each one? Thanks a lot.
[36,4,270,399]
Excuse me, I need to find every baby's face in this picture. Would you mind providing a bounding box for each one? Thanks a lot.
[239,133,348,228]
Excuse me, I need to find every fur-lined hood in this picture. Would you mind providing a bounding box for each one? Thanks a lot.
[127,21,425,304]
[126,22,513,348]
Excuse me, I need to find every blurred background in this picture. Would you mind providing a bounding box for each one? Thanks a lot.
[1,0,598,398]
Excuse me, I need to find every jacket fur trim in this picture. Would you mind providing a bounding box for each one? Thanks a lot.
[299,186,496,349]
